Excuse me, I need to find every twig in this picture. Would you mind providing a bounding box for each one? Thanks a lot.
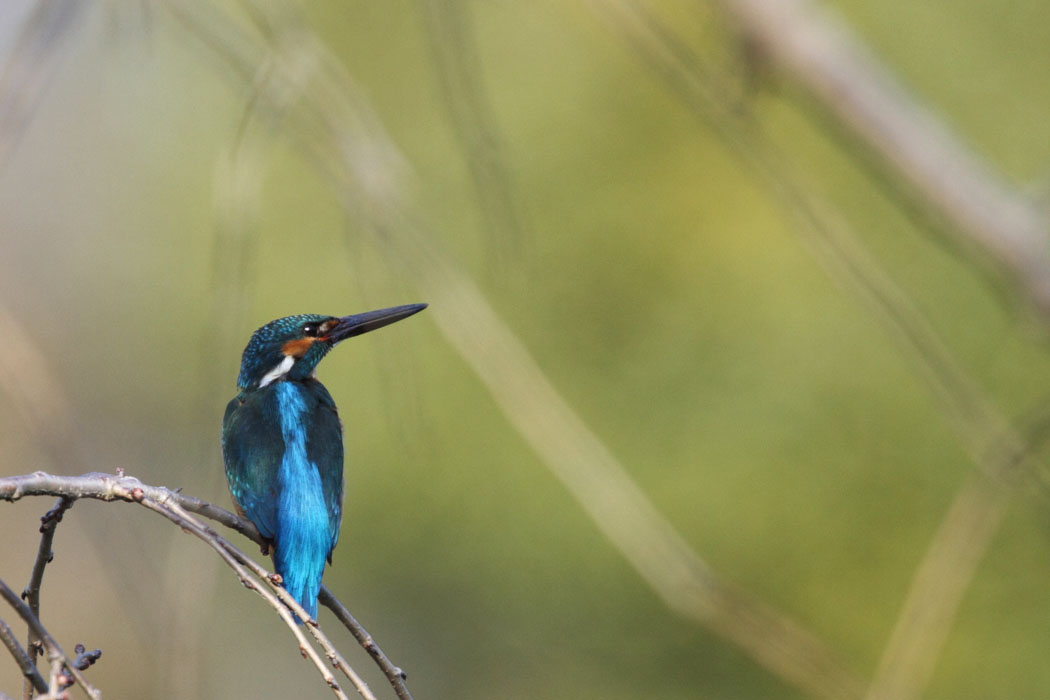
[198,532,376,699]
[319,588,411,700]
[0,472,408,699]
[0,580,100,700]
[133,496,358,700]
[21,496,73,698]
[0,614,46,694]
[147,496,376,700]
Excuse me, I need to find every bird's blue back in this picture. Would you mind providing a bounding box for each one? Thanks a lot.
[222,378,344,619]
[222,304,425,621]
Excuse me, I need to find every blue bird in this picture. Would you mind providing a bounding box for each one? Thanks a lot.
[222,303,426,621]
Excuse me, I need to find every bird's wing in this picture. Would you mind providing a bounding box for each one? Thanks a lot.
[304,381,345,561]
[222,391,284,541]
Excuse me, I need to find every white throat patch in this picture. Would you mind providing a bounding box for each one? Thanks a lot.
[259,354,295,388]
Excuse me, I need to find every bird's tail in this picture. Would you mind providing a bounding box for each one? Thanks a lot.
[274,513,330,623]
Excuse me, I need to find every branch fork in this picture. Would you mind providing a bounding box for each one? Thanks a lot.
[0,471,413,700]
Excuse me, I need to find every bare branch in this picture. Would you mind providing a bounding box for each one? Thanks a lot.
[146,496,376,700]
[21,496,73,698]
[0,471,258,539]
[319,588,411,700]
[0,472,410,699]
[0,580,100,700]
[23,498,72,616]
[0,614,46,694]
[133,496,359,700]
[194,525,376,699]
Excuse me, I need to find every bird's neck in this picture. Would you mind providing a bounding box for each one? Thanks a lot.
[240,375,321,396]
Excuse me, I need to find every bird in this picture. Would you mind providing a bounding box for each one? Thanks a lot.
[221,303,427,621]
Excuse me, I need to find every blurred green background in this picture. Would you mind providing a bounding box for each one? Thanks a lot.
[3,1,1050,698]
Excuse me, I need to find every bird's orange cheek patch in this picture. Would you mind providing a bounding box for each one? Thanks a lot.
[282,337,317,358]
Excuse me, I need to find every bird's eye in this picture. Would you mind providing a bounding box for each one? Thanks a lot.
[302,323,319,337]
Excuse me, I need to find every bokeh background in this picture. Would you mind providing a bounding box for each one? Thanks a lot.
[3,1,1050,698]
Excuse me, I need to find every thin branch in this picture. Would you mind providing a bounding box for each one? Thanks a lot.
[24,499,72,614]
[21,496,73,698]
[319,588,411,700]
[0,580,100,700]
[201,531,375,699]
[133,496,358,700]
[0,614,46,694]
[0,471,254,539]
[144,496,376,700]
[5,475,363,700]
[0,472,410,699]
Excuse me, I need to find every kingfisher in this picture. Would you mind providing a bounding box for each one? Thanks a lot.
[222,303,427,621]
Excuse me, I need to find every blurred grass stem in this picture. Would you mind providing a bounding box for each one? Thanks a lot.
[715,0,1050,318]
[586,2,1047,699]
[163,1,867,697]
[417,0,528,268]
[0,0,83,166]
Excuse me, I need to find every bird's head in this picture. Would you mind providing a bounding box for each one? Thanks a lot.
[236,303,427,390]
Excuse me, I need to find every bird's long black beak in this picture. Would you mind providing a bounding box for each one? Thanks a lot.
[327,303,427,343]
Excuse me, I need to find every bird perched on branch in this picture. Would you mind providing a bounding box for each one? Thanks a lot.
[222,303,427,621]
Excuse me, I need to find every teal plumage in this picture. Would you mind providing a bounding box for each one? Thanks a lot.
[222,304,426,621]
